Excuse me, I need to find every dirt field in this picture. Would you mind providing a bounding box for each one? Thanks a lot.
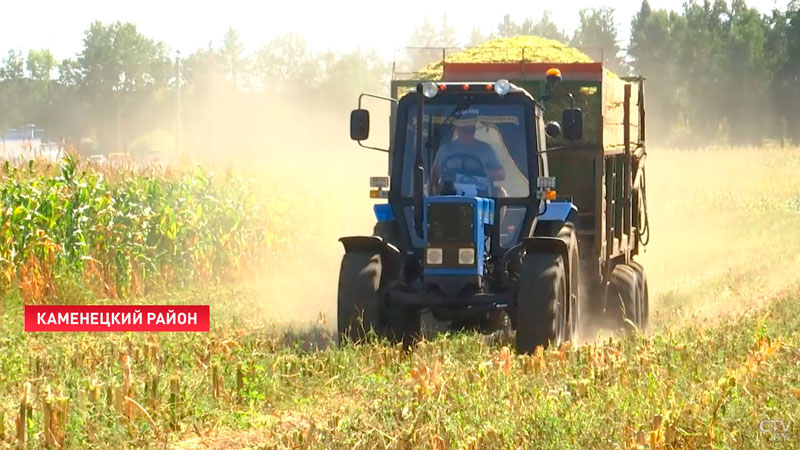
[639,146,800,327]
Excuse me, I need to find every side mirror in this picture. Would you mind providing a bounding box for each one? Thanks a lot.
[562,109,583,141]
[545,121,561,138]
[350,109,370,141]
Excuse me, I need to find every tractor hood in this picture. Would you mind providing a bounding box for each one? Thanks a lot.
[422,196,495,290]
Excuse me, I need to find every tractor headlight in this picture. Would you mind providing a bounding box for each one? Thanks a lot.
[426,248,443,265]
[421,82,439,99]
[458,248,475,265]
[494,79,511,96]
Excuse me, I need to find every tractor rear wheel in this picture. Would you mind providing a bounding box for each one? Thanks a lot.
[606,264,638,331]
[515,253,567,353]
[337,251,383,344]
[629,260,649,330]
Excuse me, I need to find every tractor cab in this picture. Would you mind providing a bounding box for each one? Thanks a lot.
[353,79,581,260]
[386,82,549,292]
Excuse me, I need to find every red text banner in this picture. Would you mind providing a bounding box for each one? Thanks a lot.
[25,305,210,332]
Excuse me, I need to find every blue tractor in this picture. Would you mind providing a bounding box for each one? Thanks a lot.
[339,60,649,353]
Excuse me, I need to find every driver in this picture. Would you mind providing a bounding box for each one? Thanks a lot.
[430,111,505,193]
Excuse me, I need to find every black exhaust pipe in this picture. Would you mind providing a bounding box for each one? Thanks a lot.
[413,92,425,237]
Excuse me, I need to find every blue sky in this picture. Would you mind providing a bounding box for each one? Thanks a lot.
[1,0,790,61]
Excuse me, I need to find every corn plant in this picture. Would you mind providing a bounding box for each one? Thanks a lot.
[0,155,285,302]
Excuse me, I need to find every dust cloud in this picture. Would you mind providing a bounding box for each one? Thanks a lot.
[183,88,800,333]
[111,49,800,336]
[174,90,393,329]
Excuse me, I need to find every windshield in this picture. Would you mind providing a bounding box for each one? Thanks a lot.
[400,103,531,198]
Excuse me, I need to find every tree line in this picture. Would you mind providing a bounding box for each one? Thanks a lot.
[409,1,800,146]
[1,0,799,152]
[0,24,388,154]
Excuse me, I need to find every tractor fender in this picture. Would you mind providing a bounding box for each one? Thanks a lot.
[339,236,400,254]
[537,202,578,226]
[521,236,573,308]
[339,236,402,277]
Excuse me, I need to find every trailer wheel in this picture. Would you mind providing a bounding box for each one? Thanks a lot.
[606,264,638,331]
[515,253,567,353]
[628,260,649,330]
[337,251,382,344]
[558,224,581,342]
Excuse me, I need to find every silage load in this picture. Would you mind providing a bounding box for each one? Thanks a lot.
[416,35,616,79]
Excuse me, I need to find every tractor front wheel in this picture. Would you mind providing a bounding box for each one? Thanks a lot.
[515,252,567,353]
[337,251,383,344]
[384,305,421,348]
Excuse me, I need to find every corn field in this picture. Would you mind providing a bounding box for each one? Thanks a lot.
[0,291,798,449]
[0,155,287,302]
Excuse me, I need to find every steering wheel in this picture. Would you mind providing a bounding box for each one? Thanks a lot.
[439,153,490,195]
[440,153,486,180]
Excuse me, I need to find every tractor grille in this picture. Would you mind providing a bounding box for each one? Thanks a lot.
[427,203,474,244]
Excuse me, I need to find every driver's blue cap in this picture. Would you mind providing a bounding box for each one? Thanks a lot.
[455,110,479,127]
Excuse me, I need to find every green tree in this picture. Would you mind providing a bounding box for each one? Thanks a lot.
[678,0,731,144]
[496,14,519,38]
[572,8,626,74]
[520,12,569,43]
[183,45,224,95]
[221,27,247,88]
[438,14,460,48]
[629,0,654,66]
[0,50,33,133]
[407,14,462,47]
[773,1,800,141]
[318,49,389,106]
[0,85,23,134]
[787,1,800,76]
[57,59,81,87]
[254,33,320,90]
[0,50,25,80]
[407,15,458,70]
[468,26,489,47]
[409,17,439,46]
[26,50,56,81]
[629,1,686,141]
[25,50,59,122]
[723,0,768,144]
[74,21,172,151]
